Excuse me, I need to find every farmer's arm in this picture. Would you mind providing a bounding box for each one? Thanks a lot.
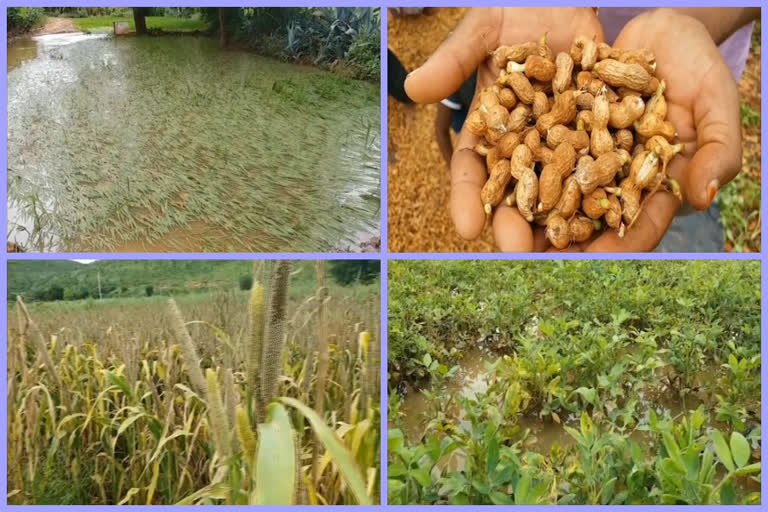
[671,8,759,44]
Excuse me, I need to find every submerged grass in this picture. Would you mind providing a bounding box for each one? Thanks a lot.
[7,263,381,504]
[7,36,380,252]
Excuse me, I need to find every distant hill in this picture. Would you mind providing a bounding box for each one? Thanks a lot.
[8,260,379,302]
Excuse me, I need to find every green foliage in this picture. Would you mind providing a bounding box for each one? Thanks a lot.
[8,260,377,303]
[239,275,254,291]
[388,260,761,505]
[718,171,761,252]
[215,7,380,82]
[740,101,760,127]
[145,285,154,297]
[329,260,380,285]
[72,15,208,33]
[7,7,44,32]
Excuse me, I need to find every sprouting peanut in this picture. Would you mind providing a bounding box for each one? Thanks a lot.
[619,177,642,224]
[576,110,594,132]
[484,104,509,132]
[569,215,596,242]
[537,32,554,62]
[497,131,522,158]
[634,113,676,141]
[618,49,656,74]
[582,188,611,219]
[532,91,551,119]
[546,212,570,249]
[492,42,538,68]
[473,141,492,156]
[506,104,532,132]
[645,135,684,171]
[575,150,630,194]
[536,89,576,134]
[604,193,622,229]
[486,146,501,171]
[552,52,574,94]
[608,95,645,129]
[465,110,486,136]
[572,35,597,70]
[501,72,535,104]
[576,70,593,90]
[507,55,556,82]
[538,142,577,211]
[614,129,633,152]
[593,59,651,91]
[509,143,534,180]
[597,42,620,61]
[628,150,660,190]
[590,87,614,157]
[554,175,582,218]
[481,159,512,215]
[516,163,539,222]
[498,87,518,109]
[575,91,594,110]
[546,124,589,151]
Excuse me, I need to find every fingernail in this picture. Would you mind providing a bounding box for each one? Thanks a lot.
[707,179,719,204]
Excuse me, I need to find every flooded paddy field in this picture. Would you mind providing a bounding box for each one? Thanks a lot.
[8,33,379,252]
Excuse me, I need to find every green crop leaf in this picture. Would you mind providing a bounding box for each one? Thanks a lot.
[514,472,532,504]
[712,431,735,472]
[253,403,296,505]
[280,397,371,505]
[729,431,750,468]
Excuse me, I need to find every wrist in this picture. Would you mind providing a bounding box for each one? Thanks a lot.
[667,7,758,44]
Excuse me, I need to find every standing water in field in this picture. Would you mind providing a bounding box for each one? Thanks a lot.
[8,34,380,252]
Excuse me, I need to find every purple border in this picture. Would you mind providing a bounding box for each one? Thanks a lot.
[2,1,767,510]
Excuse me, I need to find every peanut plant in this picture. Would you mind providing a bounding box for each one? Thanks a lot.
[388,260,760,505]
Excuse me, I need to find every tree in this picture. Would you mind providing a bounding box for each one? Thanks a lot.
[145,285,154,297]
[44,285,64,301]
[218,8,230,47]
[239,275,253,290]
[63,288,75,301]
[329,260,380,285]
[133,7,148,35]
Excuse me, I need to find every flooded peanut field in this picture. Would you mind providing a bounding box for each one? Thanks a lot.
[8,33,380,252]
[395,348,713,456]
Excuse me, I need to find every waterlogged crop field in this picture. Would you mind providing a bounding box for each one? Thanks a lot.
[8,262,380,504]
[388,260,760,505]
[7,35,379,252]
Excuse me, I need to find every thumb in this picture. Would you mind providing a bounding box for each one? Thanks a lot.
[404,8,498,104]
[686,72,742,210]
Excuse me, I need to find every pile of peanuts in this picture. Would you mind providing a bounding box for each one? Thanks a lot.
[469,34,683,248]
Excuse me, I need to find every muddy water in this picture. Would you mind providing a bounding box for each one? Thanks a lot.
[397,351,715,454]
[7,34,380,252]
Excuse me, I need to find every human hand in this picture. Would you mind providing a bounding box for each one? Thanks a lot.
[404,7,604,251]
[586,8,742,252]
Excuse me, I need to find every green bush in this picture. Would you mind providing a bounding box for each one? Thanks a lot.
[8,7,44,32]
[345,27,380,81]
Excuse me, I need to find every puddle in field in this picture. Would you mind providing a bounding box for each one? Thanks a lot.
[7,33,380,252]
[394,350,746,476]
